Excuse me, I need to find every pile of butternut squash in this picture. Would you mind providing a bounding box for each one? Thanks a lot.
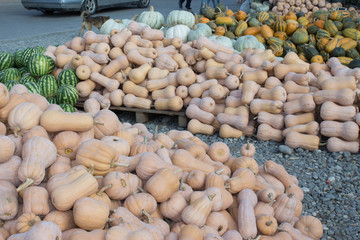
[0,88,323,239]
[41,27,360,153]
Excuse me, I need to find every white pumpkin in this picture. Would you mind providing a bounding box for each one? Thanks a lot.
[100,19,125,35]
[208,36,233,49]
[138,6,164,29]
[165,24,191,43]
[166,10,195,29]
[233,35,265,53]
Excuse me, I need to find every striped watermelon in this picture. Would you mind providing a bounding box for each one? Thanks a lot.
[0,71,4,82]
[20,47,42,68]
[1,68,21,83]
[48,97,57,104]
[19,73,37,84]
[59,103,75,112]
[57,69,78,87]
[24,81,41,94]
[35,46,46,53]
[38,75,58,99]
[18,67,28,77]
[56,84,78,106]
[0,52,15,71]
[4,80,19,91]
[15,49,24,67]
[28,54,55,77]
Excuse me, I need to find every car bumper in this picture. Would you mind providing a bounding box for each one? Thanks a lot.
[21,0,82,11]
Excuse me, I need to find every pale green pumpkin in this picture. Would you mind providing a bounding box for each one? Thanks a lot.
[166,10,195,29]
[187,23,212,41]
[100,19,125,35]
[165,24,191,43]
[138,6,164,29]
[208,35,234,49]
[233,35,265,52]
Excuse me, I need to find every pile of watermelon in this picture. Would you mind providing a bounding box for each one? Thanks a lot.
[0,47,79,112]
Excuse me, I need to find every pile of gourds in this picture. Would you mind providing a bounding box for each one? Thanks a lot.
[270,0,340,16]
[7,23,357,153]
[0,88,324,239]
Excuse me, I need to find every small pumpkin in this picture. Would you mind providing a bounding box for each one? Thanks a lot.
[256,215,278,236]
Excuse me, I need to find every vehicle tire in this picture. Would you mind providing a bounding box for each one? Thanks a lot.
[41,10,54,14]
[81,0,98,14]
[137,0,150,8]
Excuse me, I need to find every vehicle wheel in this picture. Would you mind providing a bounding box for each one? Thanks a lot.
[137,0,150,8]
[41,10,54,14]
[81,0,98,14]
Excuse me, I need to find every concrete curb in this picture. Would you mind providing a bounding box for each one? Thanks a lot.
[0,28,84,52]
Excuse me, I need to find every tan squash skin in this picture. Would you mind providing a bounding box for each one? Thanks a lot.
[43,210,75,232]
[284,112,315,128]
[0,83,9,108]
[282,121,320,137]
[250,99,284,115]
[145,168,181,203]
[0,156,21,185]
[226,168,256,194]
[326,137,359,153]
[22,186,50,216]
[294,215,324,240]
[237,189,257,239]
[48,165,98,211]
[313,88,355,106]
[320,121,359,141]
[0,180,18,221]
[0,135,16,163]
[320,101,357,122]
[257,111,284,130]
[280,222,313,240]
[40,110,94,132]
[73,197,109,231]
[23,221,62,240]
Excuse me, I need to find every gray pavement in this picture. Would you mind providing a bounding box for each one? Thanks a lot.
[0,0,242,52]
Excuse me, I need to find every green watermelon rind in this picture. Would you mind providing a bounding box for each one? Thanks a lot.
[24,81,41,94]
[0,52,15,71]
[1,68,21,83]
[59,103,75,112]
[56,84,79,106]
[38,75,58,99]
[57,69,78,87]
[28,54,55,77]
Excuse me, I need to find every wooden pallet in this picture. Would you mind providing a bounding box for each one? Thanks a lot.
[75,102,188,127]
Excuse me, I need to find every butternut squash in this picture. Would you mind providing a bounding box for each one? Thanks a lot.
[320,101,357,121]
[274,64,309,79]
[282,121,320,137]
[283,94,316,114]
[285,131,320,151]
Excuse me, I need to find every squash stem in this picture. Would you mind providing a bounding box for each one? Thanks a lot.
[13,126,21,137]
[88,163,95,175]
[224,182,230,189]
[110,161,130,168]
[208,194,216,201]
[179,177,185,191]
[28,219,37,226]
[98,184,113,195]
[93,120,105,125]
[16,178,34,192]
[140,209,153,224]
[152,125,159,141]
[171,140,178,149]
[137,186,145,193]
[173,168,182,175]
[215,168,225,175]
[265,221,273,226]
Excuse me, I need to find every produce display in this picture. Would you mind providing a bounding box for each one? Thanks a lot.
[0,88,323,239]
[1,8,360,153]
